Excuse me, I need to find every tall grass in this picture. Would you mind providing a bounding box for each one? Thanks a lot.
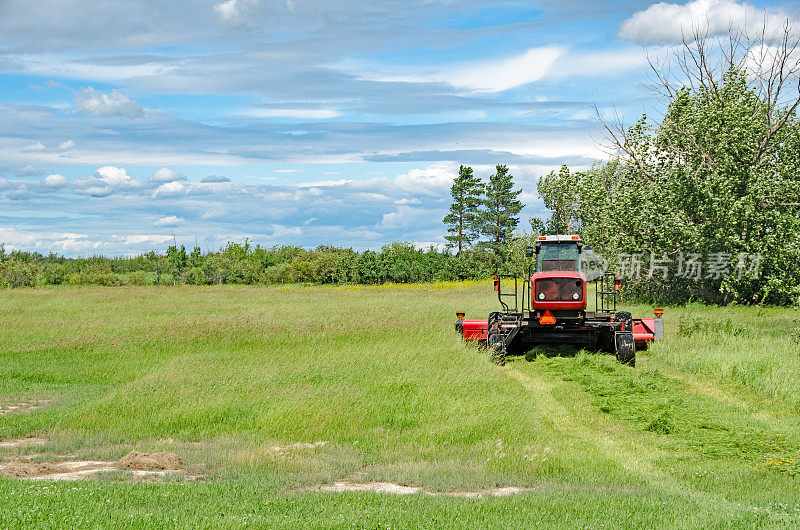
[1,284,799,527]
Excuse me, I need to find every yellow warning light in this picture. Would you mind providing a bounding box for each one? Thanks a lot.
[654,308,664,318]
[456,311,466,321]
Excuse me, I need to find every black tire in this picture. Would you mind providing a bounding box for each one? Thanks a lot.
[614,332,636,367]
[488,333,506,366]
[614,311,633,332]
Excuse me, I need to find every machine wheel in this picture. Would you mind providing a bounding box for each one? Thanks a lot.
[614,311,633,332]
[488,333,506,366]
[614,332,636,367]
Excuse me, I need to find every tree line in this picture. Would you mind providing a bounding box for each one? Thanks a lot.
[0,241,535,288]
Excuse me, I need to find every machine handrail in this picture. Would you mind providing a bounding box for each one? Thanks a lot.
[495,274,518,313]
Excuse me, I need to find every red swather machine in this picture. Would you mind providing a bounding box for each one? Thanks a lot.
[455,235,663,366]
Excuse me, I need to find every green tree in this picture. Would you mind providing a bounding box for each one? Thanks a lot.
[537,164,580,235]
[479,164,523,254]
[545,25,800,305]
[443,165,483,255]
[529,217,546,237]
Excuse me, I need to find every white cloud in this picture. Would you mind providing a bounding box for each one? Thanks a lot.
[58,139,75,151]
[21,141,46,153]
[8,185,31,200]
[154,215,185,227]
[214,0,259,28]
[152,181,186,198]
[114,234,175,245]
[619,0,797,45]
[357,46,564,93]
[74,165,142,196]
[270,224,302,238]
[201,175,230,183]
[74,87,144,118]
[363,162,455,196]
[0,228,107,253]
[94,166,136,187]
[547,48,650,80]
[151,167,187,183]
[296,179,353,188]
[42,174,68,188]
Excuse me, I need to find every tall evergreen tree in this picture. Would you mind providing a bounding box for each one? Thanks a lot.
[443,165,483,255]
[479,164,523,254]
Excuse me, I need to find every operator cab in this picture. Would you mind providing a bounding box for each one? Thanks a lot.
[529,235,583,272]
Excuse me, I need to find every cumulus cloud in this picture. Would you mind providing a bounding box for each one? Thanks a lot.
[154,215,185,227]
[201,175,230,183]
[21,141,46,153]
[74,87,144,118]
[357,162,455,198]
[151,167,187,183]
[74,165,141,196]
[152,181,186,198]
[619,0,798,45]
[41,174,68,188]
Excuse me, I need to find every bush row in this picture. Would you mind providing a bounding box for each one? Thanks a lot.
[0,240,537,288]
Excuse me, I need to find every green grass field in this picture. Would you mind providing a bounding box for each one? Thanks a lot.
[1,282,799,528]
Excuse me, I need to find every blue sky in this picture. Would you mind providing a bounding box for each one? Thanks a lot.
[1,0,797,255]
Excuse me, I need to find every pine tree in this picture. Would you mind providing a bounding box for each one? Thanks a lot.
[479,164,523,255]
[443,165,483,255]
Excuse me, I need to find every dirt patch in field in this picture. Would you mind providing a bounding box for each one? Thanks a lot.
[315,481,539,498]
[0,437,48,449]
[0,450,188,481]
[0,400,50,416]
[117,450,185,471]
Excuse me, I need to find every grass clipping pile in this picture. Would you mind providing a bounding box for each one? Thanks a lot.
[0,450,186,481]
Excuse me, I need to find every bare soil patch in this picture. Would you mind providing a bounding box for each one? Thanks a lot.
[117,450,185,471]
[0,450,188,481]
[316,481,538,497]
[0,400,50,416]
[0,437,48,449]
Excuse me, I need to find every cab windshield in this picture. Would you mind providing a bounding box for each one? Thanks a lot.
[537,242,580,272]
